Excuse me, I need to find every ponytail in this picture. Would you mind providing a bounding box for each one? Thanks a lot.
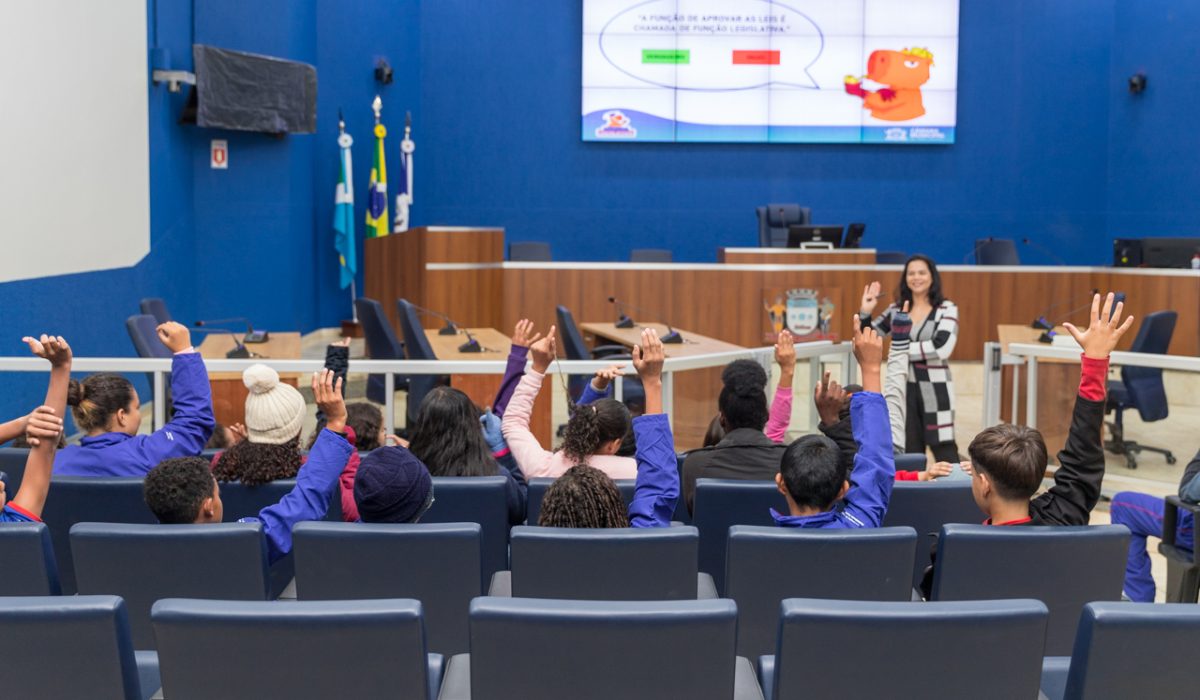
[560,398,631,463]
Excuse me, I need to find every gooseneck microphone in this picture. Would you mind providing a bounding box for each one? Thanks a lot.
[195,317,269,344]
[606,296,683,344]
[193,322,253,359]
[406,302,482,352]
[1021,238,1068,267]
[961,237,993,265]
[1031,289,1099,331]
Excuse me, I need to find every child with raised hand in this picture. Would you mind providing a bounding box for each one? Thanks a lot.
[538,328,679,528]
[54,322,214,477]
[501,324,637,479]
[0,407,62,448]
[142,370,353,563]
[489,319,542,419]
[0,336,70,522]
[772,317,895,528]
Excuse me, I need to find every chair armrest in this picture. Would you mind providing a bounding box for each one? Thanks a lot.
[427,653,445,700]
[1160,496,1200,563]
[1040,656,1071,700]
[488,570,513,597]
[757,655,776,700]
[697,573,718,599]
[590,346,630,359]
[437,654,471,700]
[135,650,160,700]
[734,656,766,700]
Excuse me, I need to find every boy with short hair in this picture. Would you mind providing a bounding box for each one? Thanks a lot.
[772,318,895,528]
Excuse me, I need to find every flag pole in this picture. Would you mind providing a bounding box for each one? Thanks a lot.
[339,109,359,324]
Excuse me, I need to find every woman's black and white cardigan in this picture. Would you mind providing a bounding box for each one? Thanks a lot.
[869,301,959,448]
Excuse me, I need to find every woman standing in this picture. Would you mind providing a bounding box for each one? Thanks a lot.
[860,254,960,461]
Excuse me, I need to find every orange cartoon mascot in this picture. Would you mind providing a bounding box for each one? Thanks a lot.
[844,47,934,121]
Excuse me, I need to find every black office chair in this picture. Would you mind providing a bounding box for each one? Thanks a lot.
[1105,311,1177,469]
[354,297,409,406]
[974,238,1020,265]
[509,241,552,261]
[139,297,172,324]
[756,204,811,248]
[630,248,673,262]
[876,251,907,264]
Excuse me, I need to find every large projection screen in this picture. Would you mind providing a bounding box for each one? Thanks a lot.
[0,0,151,282]
[583,0,959,144]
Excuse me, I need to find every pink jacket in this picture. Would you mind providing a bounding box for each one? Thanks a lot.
[501,370,639,479]
[766,386,792,443]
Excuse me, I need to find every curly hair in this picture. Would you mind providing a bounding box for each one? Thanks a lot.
[144,457,216,524]
[538,465,630,528]
[211,438,303,486]
[67,373,136,433]
[560,398,631,463]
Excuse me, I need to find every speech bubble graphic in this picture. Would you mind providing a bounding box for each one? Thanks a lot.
[598,0,824,91]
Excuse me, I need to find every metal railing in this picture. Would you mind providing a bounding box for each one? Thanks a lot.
[0,341,857,435]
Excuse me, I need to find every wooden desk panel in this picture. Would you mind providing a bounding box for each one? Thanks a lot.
[198,332,302,427]
[579,322,744,357]
[719,248,877,265]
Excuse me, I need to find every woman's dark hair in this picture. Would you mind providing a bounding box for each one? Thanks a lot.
[206,423,231,450]
[408,386,498,477]
[538,465,630,528]
[721,359,768,390]
[346,402,384,452]
[67,373,136,433]
[718,367,769,432]
[144,457,216,524]
[560,398,631,463]
[211,438,303,486]
[897,254,945,308]
[703,414,726,447]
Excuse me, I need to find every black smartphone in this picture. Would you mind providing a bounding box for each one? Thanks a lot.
[1109,292,1126,321]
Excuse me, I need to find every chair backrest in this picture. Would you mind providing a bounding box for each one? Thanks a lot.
[353,297,405,405]
[1121,310,1177,422]
[139,297,171,324]
[726,525,917,658]
[153,598,432,700]
[509,525,700,599]
[1063,602,1200,700]
[843,222,866,248]
[292,521,481,655]
[693,478,789,593]
[773,598,1048,699]
[420,475,510,589]
[396,298,438,360]
[126,314,172,358]
[757,204,811,248]
[0,522,61,595]
[525,477,637,525]
[468,597,738,700]
[875,250,908,264]
[71,522,270,649]
[217,479,344,522]
[0,446,29,493]
[931,524,1130,655]
[975,238,1020,265]
[555,305,590,361]
[881,480,983,588]
[509,241,552,261]
[41,477,159,594]
[0,595,142,700]
[630,248,673,262]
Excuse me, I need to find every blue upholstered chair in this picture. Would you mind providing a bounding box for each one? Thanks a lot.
[419,476,511,589]
[1159,494,1200,603]
[42,477,158,595]
[139,297,172,324]
[0,522,61,595]
[438,597,761,700]
[71,522,271,649]
[759,598,1048,700]
[555,304,642,405]
[974,237,1021,265]
[630,248,673,262]
[0,595,158,700]
[756,204,811,248]
[126,314,172,359]
[726,525,918,658]
[508,241,552,261]
[152,598,442,700]
[930,524,1130,655]
[1105,310,1178,469]
[0,446,29,493]
[489,525,715,600]
[525,477,636,525]
[353,297,408,407]
[881,479,983,588]
[292,521,481,655]
[693,478,789,593]
[1039,602,1200,700]
[396,298,451,422]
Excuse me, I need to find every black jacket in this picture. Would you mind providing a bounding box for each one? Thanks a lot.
[682,428,786,514]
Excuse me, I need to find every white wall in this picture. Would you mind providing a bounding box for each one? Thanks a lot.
[0,0,150,283]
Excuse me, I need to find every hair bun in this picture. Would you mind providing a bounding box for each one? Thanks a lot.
[242,364,281,394]
[66,379,84,407]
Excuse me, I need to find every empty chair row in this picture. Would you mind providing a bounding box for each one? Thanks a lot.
[1,519,1129,658]
[4,594,1195,700]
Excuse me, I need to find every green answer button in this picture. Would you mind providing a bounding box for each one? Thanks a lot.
[642,49,690,64]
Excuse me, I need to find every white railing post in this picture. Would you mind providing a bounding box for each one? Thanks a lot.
[153,370,166,430]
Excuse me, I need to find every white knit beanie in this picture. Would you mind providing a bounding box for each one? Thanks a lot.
[242,364,306,445]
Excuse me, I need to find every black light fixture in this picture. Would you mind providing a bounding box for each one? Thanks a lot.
[1128,72,1147,95]
[375,58,394,85]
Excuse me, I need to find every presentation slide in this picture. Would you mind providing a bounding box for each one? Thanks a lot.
[582,0,959,144]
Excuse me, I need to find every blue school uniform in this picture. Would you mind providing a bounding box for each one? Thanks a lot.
[54,352,215,477]
[0,503,38,523]
[240,428,353,563]
[628,413,679,528]
[772,391,895,529]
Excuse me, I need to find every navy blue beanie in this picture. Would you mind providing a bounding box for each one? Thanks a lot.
[354,447,433,523]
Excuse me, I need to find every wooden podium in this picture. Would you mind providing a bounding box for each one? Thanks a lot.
[198,333,302,427]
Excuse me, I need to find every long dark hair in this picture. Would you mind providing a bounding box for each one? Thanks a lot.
[67,374,136,433]
[212,438,303,486]
[560,398,631,463]
[897,254,945,308]
[408,386,498,477]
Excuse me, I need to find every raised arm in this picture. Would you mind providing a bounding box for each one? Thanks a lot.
[840,319,895,527]
[10,335,71,519]
[500,328,557,477]
[491,319,539,418]
[626,329,678,528]
[765,330,795,443]
[136,322,215,463]
[578,363,624,406]
[1032,293,1133,524]
[885,303,912,454]
[814,372,856,476]
[909,301,959,362]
